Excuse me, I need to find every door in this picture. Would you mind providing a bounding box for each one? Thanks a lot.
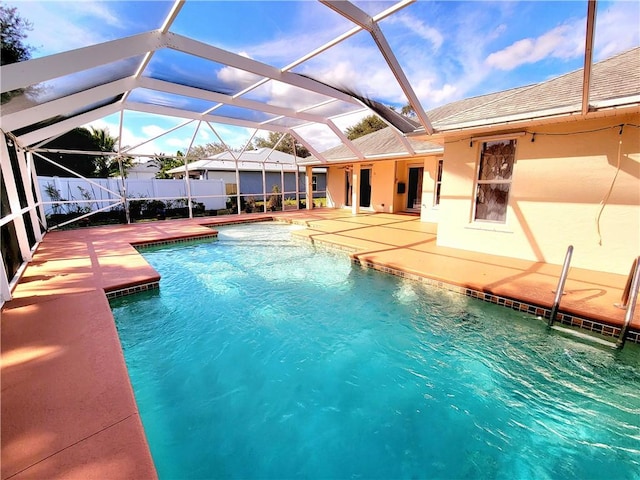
[345,170,352,207]
[360,168,371,208]
[407,167,423,210]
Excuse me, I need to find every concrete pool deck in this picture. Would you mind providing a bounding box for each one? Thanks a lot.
[2,210,638,479]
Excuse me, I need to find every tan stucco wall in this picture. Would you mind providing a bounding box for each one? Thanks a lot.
[368,162,394,212]
[437,113,640,274]
[326,162,397,212]
[326,165,346,208]
[326,157,444,216]
[420,156,441,223]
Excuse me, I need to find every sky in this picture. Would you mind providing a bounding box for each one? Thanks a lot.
[9,0,640,156]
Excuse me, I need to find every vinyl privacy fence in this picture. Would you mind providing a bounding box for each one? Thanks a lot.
[38,176,227,216]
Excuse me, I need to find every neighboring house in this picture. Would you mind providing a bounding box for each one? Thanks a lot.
[167,148,327,198]
[313,47,639,276]
[125,159,160,180]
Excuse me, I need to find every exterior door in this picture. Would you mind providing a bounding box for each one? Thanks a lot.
[407,167,423,210]
[360,168,371,208]
[345,170,352,207]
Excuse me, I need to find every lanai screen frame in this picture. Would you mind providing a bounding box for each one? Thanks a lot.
[0,0,599,302]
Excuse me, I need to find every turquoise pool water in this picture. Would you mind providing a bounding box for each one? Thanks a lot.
[111,222,640,479]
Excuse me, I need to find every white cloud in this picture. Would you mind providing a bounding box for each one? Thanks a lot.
[141,125,167,138]
[388,13,444,52]
[217,52,264,89]
[25,3,107,56]
[485,21,584,71]
[593,1,640,60]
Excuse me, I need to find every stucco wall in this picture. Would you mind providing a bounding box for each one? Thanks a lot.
[370,161,395,212]
[326,166,347,208]
[437,113,640,274]
[326,158,442,215]
[326,161,404,212]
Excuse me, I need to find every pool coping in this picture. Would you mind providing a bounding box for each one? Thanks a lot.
[293,233,639,345]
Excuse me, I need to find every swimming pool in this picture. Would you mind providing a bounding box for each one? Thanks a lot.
[111,222,640,479]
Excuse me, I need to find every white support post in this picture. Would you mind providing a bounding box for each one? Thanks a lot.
[17,148,42,243]
[351,163,361,215]
[295,166,300,210]
[280,165,285,210]
[0,134,32,262]
[28,150,47,231]
[262,162,267,212]
[118,110,130,224]
[184,121,202,219]
[0,254,11,302]
[235,160,241,215]
[305,166,313,210]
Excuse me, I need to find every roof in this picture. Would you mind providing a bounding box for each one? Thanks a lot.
[425,46,640,132]
[310,126,443,163]
[167,148,325,174]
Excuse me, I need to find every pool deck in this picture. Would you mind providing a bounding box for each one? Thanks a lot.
[2,210,638,479]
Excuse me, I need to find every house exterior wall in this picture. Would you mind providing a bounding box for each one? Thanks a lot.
[370,161,395,212]
[202,171,326,198]
[326,158,442,215]
[326,166,346,208]
[420,156,441,224]
[326,162,395,212]
[436,113,640,275]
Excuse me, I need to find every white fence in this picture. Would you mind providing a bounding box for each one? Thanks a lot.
[38,176,226,215]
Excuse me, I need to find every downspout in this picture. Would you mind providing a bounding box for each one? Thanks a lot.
[581,0,597,117]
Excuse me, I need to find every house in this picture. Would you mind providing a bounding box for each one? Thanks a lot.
[167,148,327,199]
[310,47,639,276]
[125,159,160,180]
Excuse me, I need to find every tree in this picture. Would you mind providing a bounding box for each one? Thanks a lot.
[0,3,32,65]
[152,151,185,179]
[186,142,227,159]
[35,128,101,178]
[253,132,310,158]
[344,114,388,140]
[401,104,416,117]
[91,127,130,177]
[1,3,34,102]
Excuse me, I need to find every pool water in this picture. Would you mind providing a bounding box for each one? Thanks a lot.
[111,222,640,479]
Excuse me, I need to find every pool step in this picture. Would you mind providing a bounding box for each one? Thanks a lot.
[550,325,618,348]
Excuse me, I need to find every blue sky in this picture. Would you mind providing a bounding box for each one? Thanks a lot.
[12,0,640,155]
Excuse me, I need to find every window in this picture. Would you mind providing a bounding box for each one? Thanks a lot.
[474,139,516,223]
[312,175,317,191]
[434,159,443,206]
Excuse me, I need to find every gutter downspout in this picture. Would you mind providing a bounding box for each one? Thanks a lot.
[581,0,597,116]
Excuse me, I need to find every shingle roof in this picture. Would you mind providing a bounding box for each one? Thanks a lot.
[304,47,640,163]
[310,125,443,163]
[429,46,640,130]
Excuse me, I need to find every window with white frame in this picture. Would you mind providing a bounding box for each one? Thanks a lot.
[474,139,516,223]
[434,159,443,206]
[312,175,317,191]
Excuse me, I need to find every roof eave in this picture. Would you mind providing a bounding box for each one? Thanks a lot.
[410,98,640,140]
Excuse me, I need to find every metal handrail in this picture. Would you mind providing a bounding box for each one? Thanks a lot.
[616,257,640,349]
[615,256,639,309]
[548,245,574,327]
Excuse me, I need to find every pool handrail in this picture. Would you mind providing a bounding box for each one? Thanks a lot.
[548,245,573,327]
[616,256,640,349]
